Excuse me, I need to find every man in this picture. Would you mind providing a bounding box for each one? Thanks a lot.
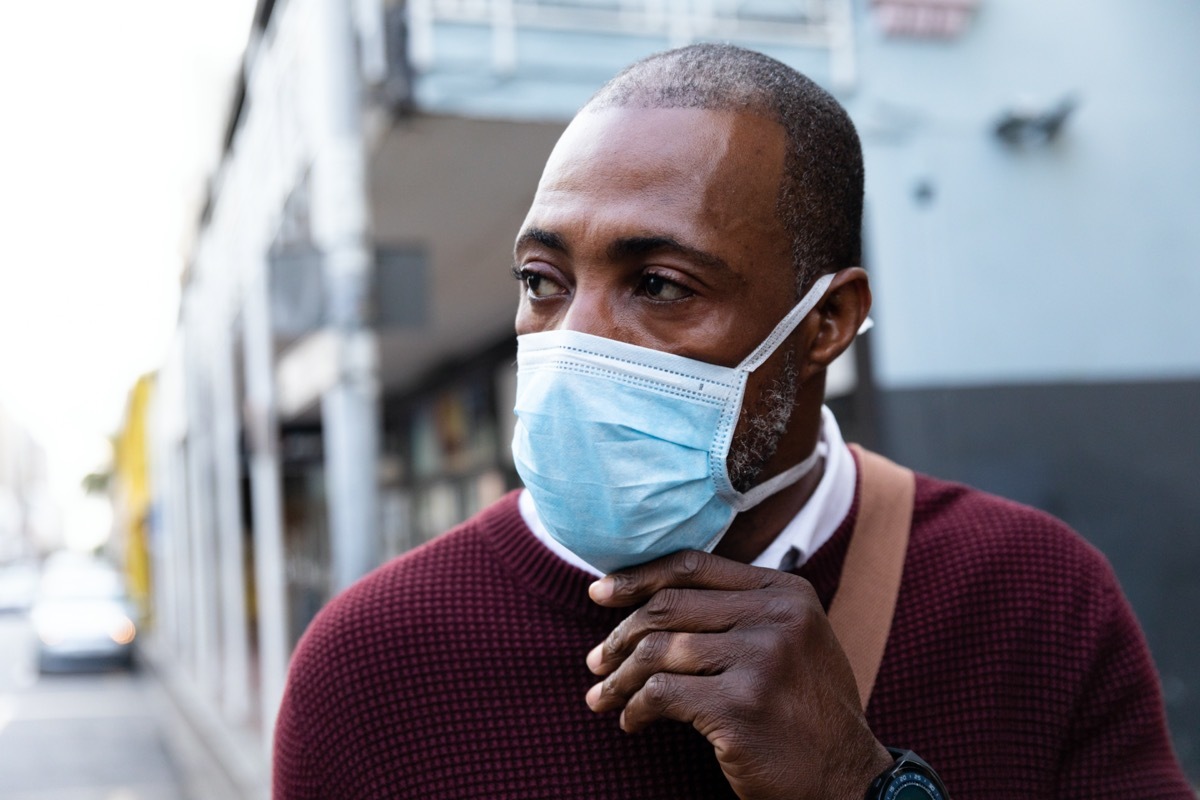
[274,45,1191,799]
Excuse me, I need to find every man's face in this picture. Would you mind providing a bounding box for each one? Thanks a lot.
[514,106,795,364]
[513,106,810,488]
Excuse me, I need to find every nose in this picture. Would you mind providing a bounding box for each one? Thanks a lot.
[558,284,621,341]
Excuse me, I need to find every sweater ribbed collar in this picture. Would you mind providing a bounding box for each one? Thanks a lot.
[482,448,865,616]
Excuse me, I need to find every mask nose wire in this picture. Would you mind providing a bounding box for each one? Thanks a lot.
[736,272,836,373]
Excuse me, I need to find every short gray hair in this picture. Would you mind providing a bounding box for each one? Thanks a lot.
[587,44,864,294]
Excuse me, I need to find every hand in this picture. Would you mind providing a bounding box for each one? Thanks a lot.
[585,550,893,800]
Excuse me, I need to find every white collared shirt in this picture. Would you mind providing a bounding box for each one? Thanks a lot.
[518,405,857,577]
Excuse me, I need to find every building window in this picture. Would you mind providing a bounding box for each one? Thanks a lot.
[872,0,979,39]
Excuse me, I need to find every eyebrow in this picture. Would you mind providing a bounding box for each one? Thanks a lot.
[607,235,731,273]
[515,228,731,274]
[514,227,568,257]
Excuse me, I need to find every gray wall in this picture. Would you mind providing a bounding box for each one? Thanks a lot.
[850,0,1200,387]
[874,379,1200,781]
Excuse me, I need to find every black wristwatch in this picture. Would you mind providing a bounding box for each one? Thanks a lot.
[864,747,950,799]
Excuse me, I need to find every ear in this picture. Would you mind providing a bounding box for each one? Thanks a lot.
[799,267,872,382]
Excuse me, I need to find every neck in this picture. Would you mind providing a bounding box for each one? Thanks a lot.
[715,378,828,564]
[713,456,825,564]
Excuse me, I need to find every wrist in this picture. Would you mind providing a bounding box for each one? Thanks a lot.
[826,740,894,800]
[856,743,897,799]
[863,747,950,800]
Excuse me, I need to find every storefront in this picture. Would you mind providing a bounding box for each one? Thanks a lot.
[382,337,519,555]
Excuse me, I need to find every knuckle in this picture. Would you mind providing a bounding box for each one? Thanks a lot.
[724,673,765,712]
[794,576,819,604]
[712,732,751,765]
[676,550,704,580]
[642,673,672,705]
[715,738,744,762]
[609,571,637,596]
[762,592,799,623]
[752,627,790,665]
[782,588,822,635]
[766,567,815,595]
[633,631,671,667]
[644,588,680,621]
[600,673,623,701]
[688,635,725,674]
[788,610,817,642]
[795,595,822,629]
[605,624,629,658]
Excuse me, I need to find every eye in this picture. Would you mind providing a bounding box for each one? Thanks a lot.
[642,273,692,301]
[513,266,567,298]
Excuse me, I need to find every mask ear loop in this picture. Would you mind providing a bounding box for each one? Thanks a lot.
[728,446,825,511]
[736,272,836,372]
[709,272,838,507]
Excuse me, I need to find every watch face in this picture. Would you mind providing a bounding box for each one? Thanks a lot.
[884,770,944,799]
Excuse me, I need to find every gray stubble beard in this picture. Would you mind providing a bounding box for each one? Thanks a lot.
[727,348,799,494]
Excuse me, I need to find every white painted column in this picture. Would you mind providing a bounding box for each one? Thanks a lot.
[182,318,220,698]
[310,0,381,594]
[150,350,187,661]
[169,444,192,665]
[211,317,252,725]
[242,253,290,750]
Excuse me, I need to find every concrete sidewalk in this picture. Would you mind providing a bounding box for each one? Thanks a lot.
[139,639,270,800]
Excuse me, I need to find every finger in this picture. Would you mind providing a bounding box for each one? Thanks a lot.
[587,630,737,713]
[587,586,803,675]
[589,550,798,608]
[617,671,719,734]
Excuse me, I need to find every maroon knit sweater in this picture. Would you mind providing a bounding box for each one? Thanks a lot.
[274,472,1191,799]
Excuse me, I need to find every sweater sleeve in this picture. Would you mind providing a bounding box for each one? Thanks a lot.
[272,574,391,800]
[272,611,341,800]
[1055,563,1192,799]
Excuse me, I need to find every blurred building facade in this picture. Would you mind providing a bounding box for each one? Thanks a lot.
[139,0,1199,792]
[0,404,55,561]
[111,376,156,621]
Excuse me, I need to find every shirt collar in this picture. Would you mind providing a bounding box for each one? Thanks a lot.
[518,405,857,577]
[749,405,856,571]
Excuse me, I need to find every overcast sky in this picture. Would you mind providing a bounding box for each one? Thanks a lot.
[0,1,255,527]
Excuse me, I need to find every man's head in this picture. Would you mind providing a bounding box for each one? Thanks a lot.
[514,45,869,504]
[586,44,864,295]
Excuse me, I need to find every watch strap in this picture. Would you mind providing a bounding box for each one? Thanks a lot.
[865,748,950,799]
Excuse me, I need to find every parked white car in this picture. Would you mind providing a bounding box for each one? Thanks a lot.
[30,555,137,672]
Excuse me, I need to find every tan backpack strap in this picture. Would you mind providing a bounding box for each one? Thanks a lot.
[827,444,915,711]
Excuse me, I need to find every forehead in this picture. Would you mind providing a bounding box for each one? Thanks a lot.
[521,106,789,255]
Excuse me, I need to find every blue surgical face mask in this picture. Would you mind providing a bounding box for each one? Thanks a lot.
[511,272,835,575]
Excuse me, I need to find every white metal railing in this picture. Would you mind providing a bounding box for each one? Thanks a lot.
[409,0,856,90]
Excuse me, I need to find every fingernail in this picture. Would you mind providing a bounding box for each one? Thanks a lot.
[585,682,602,710]
[589,578,613,602]
[586,643,603,673]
